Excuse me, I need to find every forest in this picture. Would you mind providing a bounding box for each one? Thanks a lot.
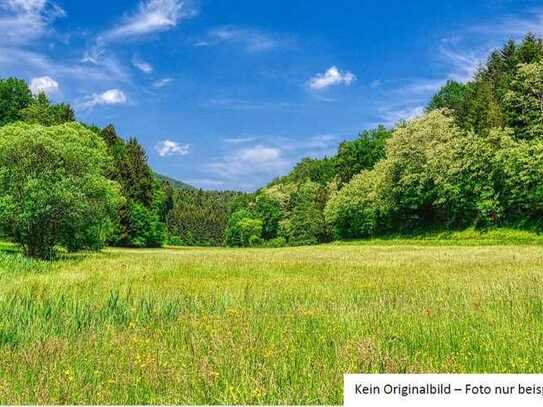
[225,34,543,246]
[1,34,543,257]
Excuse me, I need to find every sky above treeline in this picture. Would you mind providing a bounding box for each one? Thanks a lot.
[1,0,542,191]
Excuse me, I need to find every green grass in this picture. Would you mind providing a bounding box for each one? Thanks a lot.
[0,239,542,404]
[334,227,543,246]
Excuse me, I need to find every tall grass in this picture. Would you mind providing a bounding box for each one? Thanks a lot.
[0,241,542,403]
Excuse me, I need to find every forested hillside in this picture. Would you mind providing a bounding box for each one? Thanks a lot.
[226,34,543,246]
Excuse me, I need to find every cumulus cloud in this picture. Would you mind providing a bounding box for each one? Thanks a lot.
[132,56,153,73]
[209,145,288,180]
[79,89,127,110]
[29,75,58,95]
[154,139,190,156]
[308,66,356,90]
[99,0,195,43]
[238,146,281,162]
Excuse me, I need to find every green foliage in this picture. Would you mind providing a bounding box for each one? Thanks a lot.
[254,192,282,240]
[0,77,32,126]
[325,170,386,239]
[238,218,263,246]
[283,182,328,245]
[327,109,543,239]
[120,138,155,207]
[263,236,287,248]
[272,157,336,186]
[504,62,543,139]
[166,234,184,246]
[166,188,242,246]
[380,110,463,228]
[0,123,121,258]
[101,124,123,147]
[225,209,263,247]
[499,139,543,227]
[20,93,75,126]
[335,125,391,185]
[94,125,167,248]
[427,34,543,137]
[427,80,467,116]
[125,202,165,248]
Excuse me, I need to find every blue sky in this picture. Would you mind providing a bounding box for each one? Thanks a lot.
[1,0,542,191]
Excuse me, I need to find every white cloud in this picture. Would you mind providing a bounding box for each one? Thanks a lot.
[29,75,58,95]
[81,0,195,79]
[152,78,173,88]
[0,0,65,45]
[439,41,487,83]
[100,0,195,43]
[206,133,353,191]
[223,137,257,144]
[132,56,153,73]
[0,47,130,85]
[308,66,356,90]
[471,9,543,38]
[238,146,281,162]
[199,26,289,52]
[155,139,190,157]
[209,145,288,179]
[78,89,127,110]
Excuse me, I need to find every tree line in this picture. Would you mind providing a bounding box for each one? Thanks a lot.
[1,33,542,257]
[225,34,543,246]
[0,79,241,258]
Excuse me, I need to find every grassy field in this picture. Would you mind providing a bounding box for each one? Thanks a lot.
[0,239,542,404]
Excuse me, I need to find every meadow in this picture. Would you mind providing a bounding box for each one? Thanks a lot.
[0,237,542,404]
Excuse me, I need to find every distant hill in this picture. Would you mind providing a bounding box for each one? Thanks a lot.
[155,173,195,190]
